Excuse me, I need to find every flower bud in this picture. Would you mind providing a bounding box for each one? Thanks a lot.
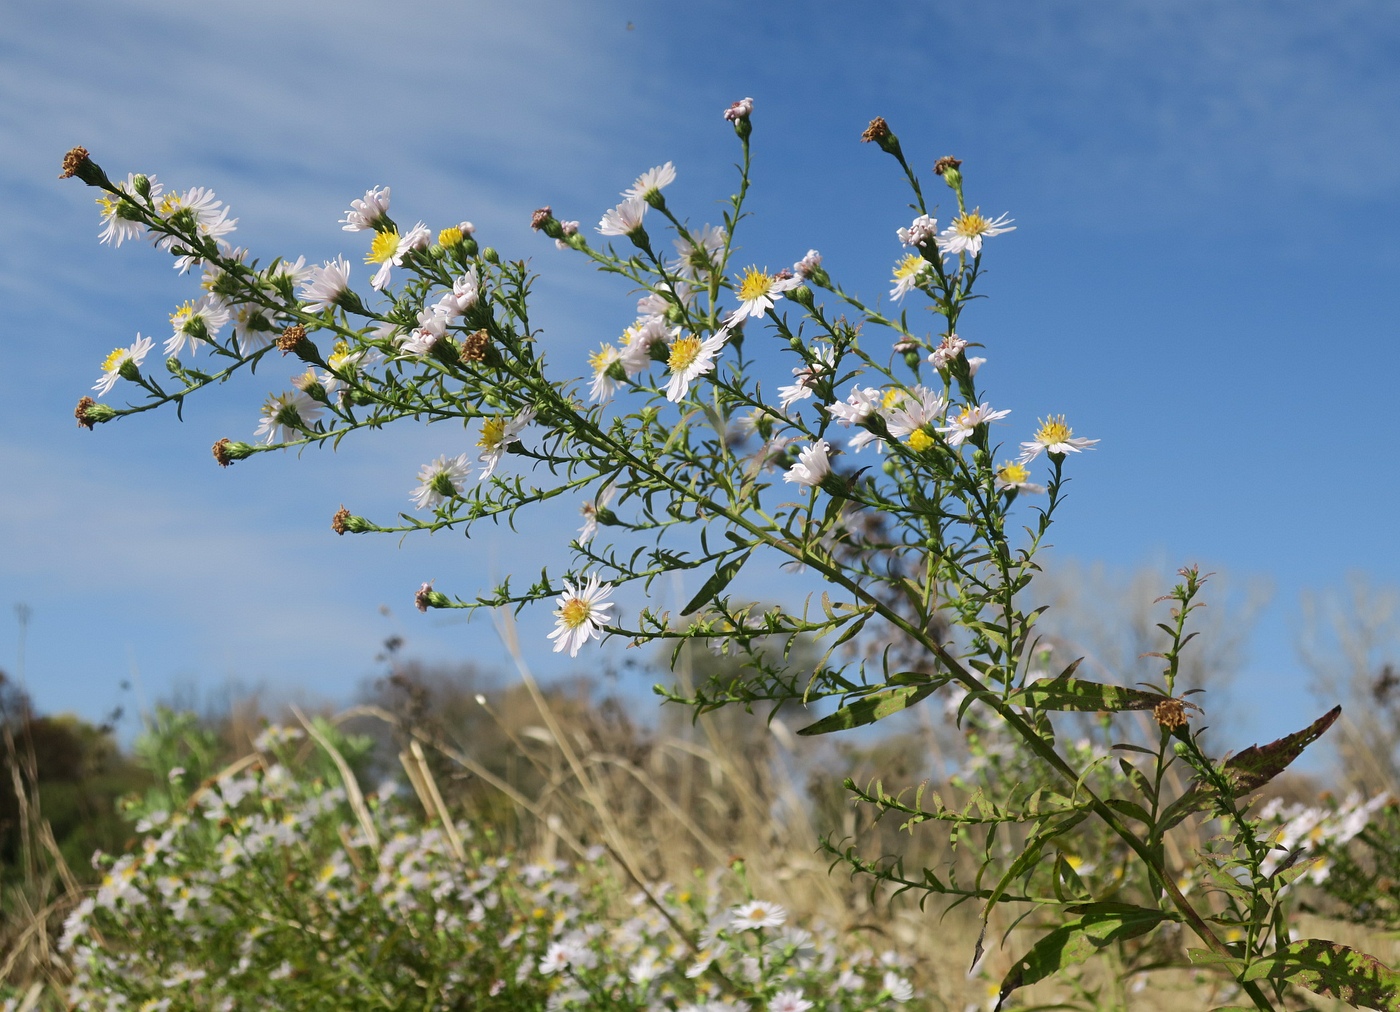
[723,97,754,139]
[902,347,922,371]
[132,174,152,199]
[482,247,500,264]
[882,459,897,476]
[789,284,814,309]
[934,156,964,199]
[789,335,805,352]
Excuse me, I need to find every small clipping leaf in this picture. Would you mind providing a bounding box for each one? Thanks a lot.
[995,904,1170,1010]
[795,680,945,736]
[680,551,751,616]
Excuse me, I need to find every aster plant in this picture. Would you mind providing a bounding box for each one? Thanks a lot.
[60,104,1393,1011]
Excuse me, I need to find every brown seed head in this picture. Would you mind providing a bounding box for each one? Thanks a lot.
[277,324,307,354]
[332,505,351,535]
[1153,697,1189,731]
[861,117,891,144]
[212,437,234,467]
[530,206,553,231]
[60,147,91,179]
[75,396,96,430]
[460,329,490,363]
[933,156,963,176]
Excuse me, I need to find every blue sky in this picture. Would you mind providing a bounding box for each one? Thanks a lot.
[3,1,1398,751]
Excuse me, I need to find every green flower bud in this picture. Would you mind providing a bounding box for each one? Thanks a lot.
[789,284,814,309]
[903,348,922,371]
[132,174,152,199]
[482,247,500,264]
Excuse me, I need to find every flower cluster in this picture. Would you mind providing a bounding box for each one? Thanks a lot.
[58,731,923,1011]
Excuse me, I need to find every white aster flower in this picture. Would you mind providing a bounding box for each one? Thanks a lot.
[166,294,230,356]
[827,385,881,427]
[230,304,276,355]
[623,161,677,200]
[928,333,968,370]
[883,384,948,439]
[366,221,429,291]
[399,307,449,356]
[598,196,648,237]
[477,406,535,479]
[793,249,823,278]
[547,574,615,657]
[889,253,929,301]
[939,402,1011,446]
[936,208,1016,258]
[340,185,391,232]
[96,173,162,247]
[882,971,915,1003]
[665,329,728,402]
[672,224,727,279]
[723,96,753,122]
[254,389,324,444]
[783,440,831,490]
[776,343,834,411]
[437,267,480,318]
[727,266,800,325]
[578,480,617,545]
[412,454,472,510]
[1018,415,1099,462]
[93,334,154,395]
[897,214,939,248]
[299,256,352,313]
[637,292,669,318]
[620,316,670,377]
[154,186,237,249]
[994,461,1045,495]
[588,343,623,403]
[768,993,813,1012]
[729,899,786,931]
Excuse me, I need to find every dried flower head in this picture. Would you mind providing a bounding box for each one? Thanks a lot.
[861,117,891,144]
[277,324,308,354]
[933,156,963,176]
[212,437,233,468]
[60,146,91,179]
[460,329,490,363]
[75,396,96,429]
[530,206,553,231]
[331,505,351,535]
[1154,698,1189,730]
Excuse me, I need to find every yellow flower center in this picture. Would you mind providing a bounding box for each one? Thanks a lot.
[478,417,506,450]
[668,335,702,372]
[881,389,904,411]
[589,345,617,374]
[953,209,991,237]
[892,254,925,280]
[366,229,400,265]
[328,340,354,370]
[998,462,1030,485]
[96,194,117,217]
[559,597,592,629]
[438,226,463,247]
[100,348,126,372]
[737,268,772,302]
[170,300,194,326]
[1035,415,1072,445]
[907,429,934,452]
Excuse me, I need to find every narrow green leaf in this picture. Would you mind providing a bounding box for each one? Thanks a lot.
[995,904,1170,1010]
[795,681,944,736]
[1007,673,1167,712]
[680,551,751,616]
